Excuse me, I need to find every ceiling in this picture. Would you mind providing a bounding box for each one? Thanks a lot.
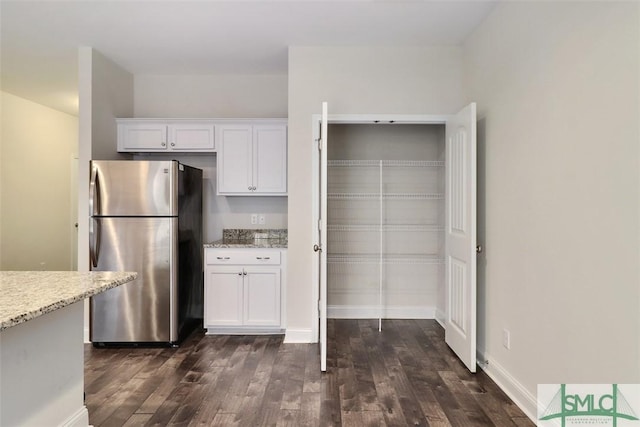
[0,1,497,116]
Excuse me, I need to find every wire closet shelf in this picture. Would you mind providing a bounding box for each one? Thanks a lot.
[327,159,444,331]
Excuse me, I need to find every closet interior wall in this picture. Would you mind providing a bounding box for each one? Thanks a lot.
[327,123,445,321]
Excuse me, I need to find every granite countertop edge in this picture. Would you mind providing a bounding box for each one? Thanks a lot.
[0,271,138,332]
[204,239,288,249]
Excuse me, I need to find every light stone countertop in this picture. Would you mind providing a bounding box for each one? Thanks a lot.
[0,271,137,331]
[204,239,288,249]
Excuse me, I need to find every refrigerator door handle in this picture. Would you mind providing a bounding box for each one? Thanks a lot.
[89,218,101,268]
[89,218,95,268]
[89,164,101,216]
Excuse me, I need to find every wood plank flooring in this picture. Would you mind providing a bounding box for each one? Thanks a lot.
[85,319,535,426]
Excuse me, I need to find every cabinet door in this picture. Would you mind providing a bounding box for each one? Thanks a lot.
[217,125,253,194]
[169,123,215,151]
[118,122,168,151]
[253,125,287,194]
[204,268,243,326]
[243,267,281,326]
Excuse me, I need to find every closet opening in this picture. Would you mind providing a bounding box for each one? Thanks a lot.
[312,103,477,373]
[326,123,446,330]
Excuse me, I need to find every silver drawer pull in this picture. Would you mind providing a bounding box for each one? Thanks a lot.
[256,256,271,260]
[216,256,231,260]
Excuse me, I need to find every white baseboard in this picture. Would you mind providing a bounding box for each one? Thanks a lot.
[435,309,446,328]
[206,327,284,335]
[284,328,313,343]
[60,406,89,427]
[84,326,90,344]
[328,305,435,319]
[476,349,537,423]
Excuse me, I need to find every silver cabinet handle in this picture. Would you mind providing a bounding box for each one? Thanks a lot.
[171,142,175,147]
[238,272,242,276]
[161,142,166,147]
[248,186,251,190]
[243,271,247,276]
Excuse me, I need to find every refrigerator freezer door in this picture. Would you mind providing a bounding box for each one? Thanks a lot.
[90,160,178,217]
[90,217,178,343]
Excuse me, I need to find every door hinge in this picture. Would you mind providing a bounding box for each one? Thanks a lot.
[318,219,322,231]
[317,138,323,150]
[318,300,321,313]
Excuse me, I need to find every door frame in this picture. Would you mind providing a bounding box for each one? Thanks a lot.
[310,112,450,345]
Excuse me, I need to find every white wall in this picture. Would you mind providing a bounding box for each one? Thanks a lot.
[133,74,289,241]
[134,74,287,118]
[464,1,640,417]
[287,47,466,340]
[0,92,78,270]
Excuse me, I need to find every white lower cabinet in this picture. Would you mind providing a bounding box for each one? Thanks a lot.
[205,268,243,326]
[243,267,281,326]
[204,248,285,334]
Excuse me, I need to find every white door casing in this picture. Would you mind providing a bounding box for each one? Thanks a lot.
[444,103,477,373]
[310,107,475,373]
[318,102,328,372]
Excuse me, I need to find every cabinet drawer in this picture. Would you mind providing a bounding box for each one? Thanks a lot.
[206,250,281,265]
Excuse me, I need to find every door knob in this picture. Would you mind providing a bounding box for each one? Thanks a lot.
[476,245,483,254]
[313,244,322,252]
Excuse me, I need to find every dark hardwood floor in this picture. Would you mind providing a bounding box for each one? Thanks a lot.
[85,319,535,426]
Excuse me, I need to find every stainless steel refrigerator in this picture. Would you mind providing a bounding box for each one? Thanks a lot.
[89,160,203,345]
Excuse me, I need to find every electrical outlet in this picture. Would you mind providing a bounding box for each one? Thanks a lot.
[258,214,266,225]
[250,214,258,225]
[503,329,511,350]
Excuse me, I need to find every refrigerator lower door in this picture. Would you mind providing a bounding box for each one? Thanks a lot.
[90,217,178,343]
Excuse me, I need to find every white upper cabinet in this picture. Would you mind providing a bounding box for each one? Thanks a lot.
[217,122,287,196]
[217,125,253,193]
[117,119,215,152]
[169,123,215,151]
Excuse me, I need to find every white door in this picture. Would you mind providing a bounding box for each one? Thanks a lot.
[254,125,288,194]
[218,125,253,193]
[120,123,168,151]
[170,123,215,151]
[315,102,329,372]
[244,268,281,326]
[204,269,244,327]
[444,103,477,373]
